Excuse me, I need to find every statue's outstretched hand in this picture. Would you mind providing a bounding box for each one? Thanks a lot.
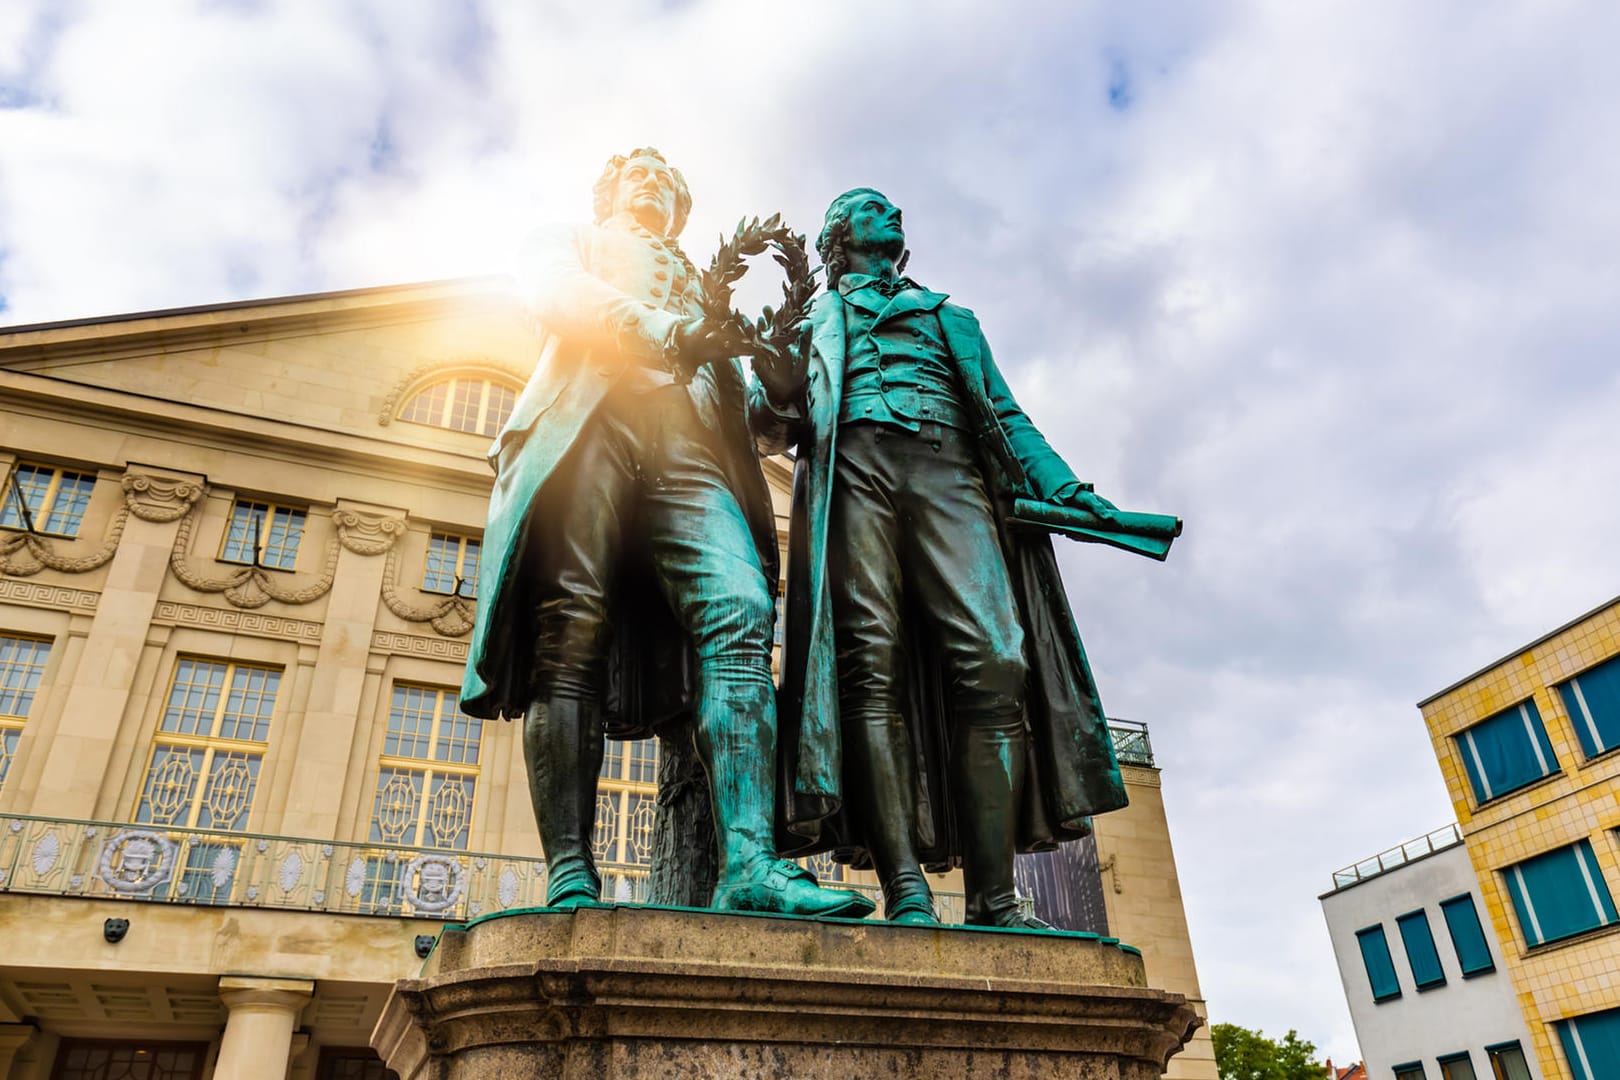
[1064,488,1118,524]
[751,316,811,406]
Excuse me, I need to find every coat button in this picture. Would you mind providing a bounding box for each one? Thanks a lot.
[654,253,670,264]
[650,288,664,298]
[654,270,669,281]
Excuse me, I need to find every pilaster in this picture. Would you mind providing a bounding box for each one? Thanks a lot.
[272,501,403,839]
[27,467,205,818]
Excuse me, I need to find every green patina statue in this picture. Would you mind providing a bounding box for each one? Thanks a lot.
[755,188,1165,929]
[459,149,872,920]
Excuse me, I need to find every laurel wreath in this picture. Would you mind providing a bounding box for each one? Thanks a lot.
[698,213,819,372]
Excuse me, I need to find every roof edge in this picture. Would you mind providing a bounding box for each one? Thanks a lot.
[0,274,509,337]
[1417,591,1620,707]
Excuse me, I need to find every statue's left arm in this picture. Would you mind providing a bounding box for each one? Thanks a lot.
[977,331,1088,503]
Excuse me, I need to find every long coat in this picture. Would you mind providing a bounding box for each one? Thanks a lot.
[762,289,1128,861]
[461,219,777,724]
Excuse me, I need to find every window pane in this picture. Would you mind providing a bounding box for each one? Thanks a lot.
[1439,894,1495,975]
[135,746,206,826]
[1557,1007,1620,1080]
[359,855,406,914]
[424,774,475,850]
[385,686,437,759]
[484,383,515,435]
[1455,699,1558,803]
[397,377,519,436]
[0,729,19,794]
[1559,656,1620,759]
[260,507,305,570]
[1487,1043,1531,1080]
[0,634,52,717]
[220,501,265,563]
[1355,924,1402,1001]
[370,768,424,844]
[1394,1064,1426,1080]
[628,738,658,784]
[447,379,482,433]
[423,534,459,593]
[219,665,279,742]
[398,381,448,426]
[40,471,95,536]
[1396,909,1447,989]
[194,750,261,831]
[1439,1057,1476,1080]
[0,464,51,529]
[1504,839,1618,947]
[161,659,227,735]
[435,702,480,766]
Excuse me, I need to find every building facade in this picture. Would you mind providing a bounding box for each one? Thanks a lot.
[0,282,1212,1078]
[1418,597,1620,1080]
[1321,825,1538,1079]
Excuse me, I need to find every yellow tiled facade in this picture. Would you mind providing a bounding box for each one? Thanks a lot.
[1420,598,1620,1078]
[0,281,1212,1078]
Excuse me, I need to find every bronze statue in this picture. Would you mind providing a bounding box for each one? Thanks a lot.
[460,149,872,919]
[758,188,1142,928]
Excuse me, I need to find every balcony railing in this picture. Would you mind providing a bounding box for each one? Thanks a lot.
[1108,719,1154,767]
[1329,823,1463,890]
[0,814,974,924]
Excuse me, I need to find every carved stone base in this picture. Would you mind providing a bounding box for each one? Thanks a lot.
[372,905,1199,1079]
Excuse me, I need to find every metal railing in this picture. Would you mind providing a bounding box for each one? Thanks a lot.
[1330,823,1463,890]
[1108,719,1154,767]
[0,814,973,924]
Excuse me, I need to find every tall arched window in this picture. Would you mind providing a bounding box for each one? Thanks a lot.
[397,376,518,436]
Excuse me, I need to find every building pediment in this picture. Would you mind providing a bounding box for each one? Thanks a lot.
[0,278,536,454]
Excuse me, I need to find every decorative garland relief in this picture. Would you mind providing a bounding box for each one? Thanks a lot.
[1,470,475,638]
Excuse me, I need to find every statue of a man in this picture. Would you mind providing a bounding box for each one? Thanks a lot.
[460,149,872,920]
[758,188,1130,928]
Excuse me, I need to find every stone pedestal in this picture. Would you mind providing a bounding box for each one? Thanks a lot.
[373,905,1199,1079]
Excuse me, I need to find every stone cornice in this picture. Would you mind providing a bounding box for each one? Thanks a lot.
[0,277,515,367]
[0,368,495,493]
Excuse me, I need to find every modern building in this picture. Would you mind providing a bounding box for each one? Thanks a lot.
[1418,596,1620,1080]
[0,281,1214,1078]
[1321,824,1538,1079]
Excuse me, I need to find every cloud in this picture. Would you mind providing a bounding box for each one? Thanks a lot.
[5,0,1620,1058]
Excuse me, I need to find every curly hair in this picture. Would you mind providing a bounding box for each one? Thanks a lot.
[592,147,692,238]
[816,187,906,289]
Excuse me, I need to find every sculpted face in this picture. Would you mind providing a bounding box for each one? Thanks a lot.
[611,154,680,235]
[846,193,905,258]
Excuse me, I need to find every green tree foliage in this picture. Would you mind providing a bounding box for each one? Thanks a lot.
[1212,1023,1327,1080]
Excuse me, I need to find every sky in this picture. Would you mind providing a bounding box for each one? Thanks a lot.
[4,0,1620,1059]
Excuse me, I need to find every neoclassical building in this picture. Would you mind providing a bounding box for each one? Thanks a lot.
[0,281,1214,1079]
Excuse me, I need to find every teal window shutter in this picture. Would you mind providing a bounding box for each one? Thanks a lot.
[1438,893,1495,976]
[1558,655,1620,759]
[1502,839,1618,947]
[1355,924,1402,1002]
[1557,1007,1620,1080]
[1454,699,1558,804]
[1395,909,1447,989]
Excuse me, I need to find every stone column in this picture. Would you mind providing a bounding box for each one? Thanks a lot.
[28,468,205,818]
[271,502,403,838]
[215,976,314,1080]
[0,1023,39,1076]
